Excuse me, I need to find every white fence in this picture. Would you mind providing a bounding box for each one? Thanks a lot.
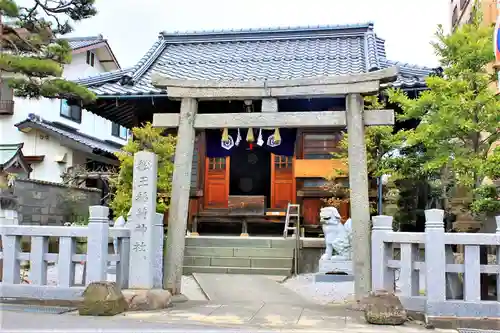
[372,209,500,318]
[0,206,163,301]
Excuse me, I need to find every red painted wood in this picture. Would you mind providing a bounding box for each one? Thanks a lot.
[270,154,295,209]
[204,157,229,208]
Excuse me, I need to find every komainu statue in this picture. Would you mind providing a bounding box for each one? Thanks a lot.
[319,206,352,261]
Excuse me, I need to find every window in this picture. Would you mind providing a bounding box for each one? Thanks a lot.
[60,100,82,123]
[274,155,292,169]
[86,51,95,67]
[302,132,343,159]
[111,122,128,139]
[208,157,226,170]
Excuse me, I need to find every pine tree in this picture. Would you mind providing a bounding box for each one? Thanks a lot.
[0,0,97,102]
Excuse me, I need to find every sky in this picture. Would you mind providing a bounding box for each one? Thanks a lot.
[69,0,451,69]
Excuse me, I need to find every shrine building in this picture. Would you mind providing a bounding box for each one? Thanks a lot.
[77,23,434,235]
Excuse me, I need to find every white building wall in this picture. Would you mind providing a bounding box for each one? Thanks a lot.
[0,50,127,184]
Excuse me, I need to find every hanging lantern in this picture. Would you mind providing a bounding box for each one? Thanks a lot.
[273,128,281,143]
[222,128,229,142]
[246,128,255,142]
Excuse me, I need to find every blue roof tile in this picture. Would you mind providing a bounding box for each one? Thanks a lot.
[77,23,433,96]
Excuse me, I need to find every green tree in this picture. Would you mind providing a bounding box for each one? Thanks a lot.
[387,7,500,218]
[325,96,401,209]
[0,0,96,101]
[109,122,176,218]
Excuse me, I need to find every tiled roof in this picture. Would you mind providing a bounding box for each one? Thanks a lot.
[76,23,434,96]
[65,35,105,50]
[15,115,122,155]
[0,143,32,173]
[0,143,23,166]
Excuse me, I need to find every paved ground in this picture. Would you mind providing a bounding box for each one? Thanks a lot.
[119,274,455,332]
[4,272,458,332]
[0,310,246,332]
[121,300,451,332]
[192,273,307,304]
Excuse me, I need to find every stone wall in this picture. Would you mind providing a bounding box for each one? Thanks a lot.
[13,179,101,225]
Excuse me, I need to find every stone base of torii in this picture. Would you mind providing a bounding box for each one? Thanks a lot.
[150,67,399,301]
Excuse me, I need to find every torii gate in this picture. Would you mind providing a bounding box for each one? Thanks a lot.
[150,67,399,300]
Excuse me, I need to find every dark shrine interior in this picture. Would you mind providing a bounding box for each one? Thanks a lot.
[229,144,271,199]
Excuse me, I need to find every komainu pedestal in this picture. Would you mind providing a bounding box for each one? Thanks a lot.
[314,207,354,282]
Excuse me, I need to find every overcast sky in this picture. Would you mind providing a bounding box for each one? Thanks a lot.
[69,0,450,69]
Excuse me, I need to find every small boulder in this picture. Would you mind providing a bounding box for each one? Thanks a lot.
[364,290,407,325]
[79,281,128,316]
[123,289,172,311]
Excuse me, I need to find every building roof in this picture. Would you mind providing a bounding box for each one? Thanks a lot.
[76,23,435,97]
[66,35,106,50]
[0,143,32,174]
[63,35,121,71]
[15,115,123,156]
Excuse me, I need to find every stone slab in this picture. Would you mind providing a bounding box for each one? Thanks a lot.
[314,273,354,283]
[250,303,304,326]
[318,259,353,275]
[129,151,158,289]
[191,273,309,305]
[208,303,262,323]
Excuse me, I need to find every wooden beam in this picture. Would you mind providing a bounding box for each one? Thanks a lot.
[150,67,399,99]
[152,110,395,128]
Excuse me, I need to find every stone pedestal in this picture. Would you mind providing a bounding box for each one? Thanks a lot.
[314,258,354,283]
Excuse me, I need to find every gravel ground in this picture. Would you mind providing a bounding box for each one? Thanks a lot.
[281,274,355,305]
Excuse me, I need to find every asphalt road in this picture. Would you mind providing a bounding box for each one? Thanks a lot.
[0,311,249,332]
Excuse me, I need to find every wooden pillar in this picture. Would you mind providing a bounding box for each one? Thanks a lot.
[163,97,197,295]
[346,93,372,301]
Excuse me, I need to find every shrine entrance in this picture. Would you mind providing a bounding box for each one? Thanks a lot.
[229,145,271,200]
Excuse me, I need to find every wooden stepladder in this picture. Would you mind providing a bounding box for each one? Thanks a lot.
[283,203,300,238]
[283,203,301,275]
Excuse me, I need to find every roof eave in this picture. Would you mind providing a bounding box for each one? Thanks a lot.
[15,120,121,156]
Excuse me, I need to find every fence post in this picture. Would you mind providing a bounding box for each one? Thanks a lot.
[496,216,500,302]
[0,207,20,284]
[424,209,446,310]
[86,206,109,284]
[371,215,394,292]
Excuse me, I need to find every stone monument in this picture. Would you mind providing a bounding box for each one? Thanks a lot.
[314,206,354,282]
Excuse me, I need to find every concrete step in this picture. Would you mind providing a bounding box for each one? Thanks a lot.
[184,246,294,258]
[182,265,292,276]
[184,256,293,268]
[185,236,295,248]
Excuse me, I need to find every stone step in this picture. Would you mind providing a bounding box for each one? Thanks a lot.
[184,246,294,258]
[182,265,292,276]
[184,256,293,268]
[185,236,295,249]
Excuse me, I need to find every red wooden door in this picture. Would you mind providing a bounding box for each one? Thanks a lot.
[204,157,229,208]
[270,154,296,209]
